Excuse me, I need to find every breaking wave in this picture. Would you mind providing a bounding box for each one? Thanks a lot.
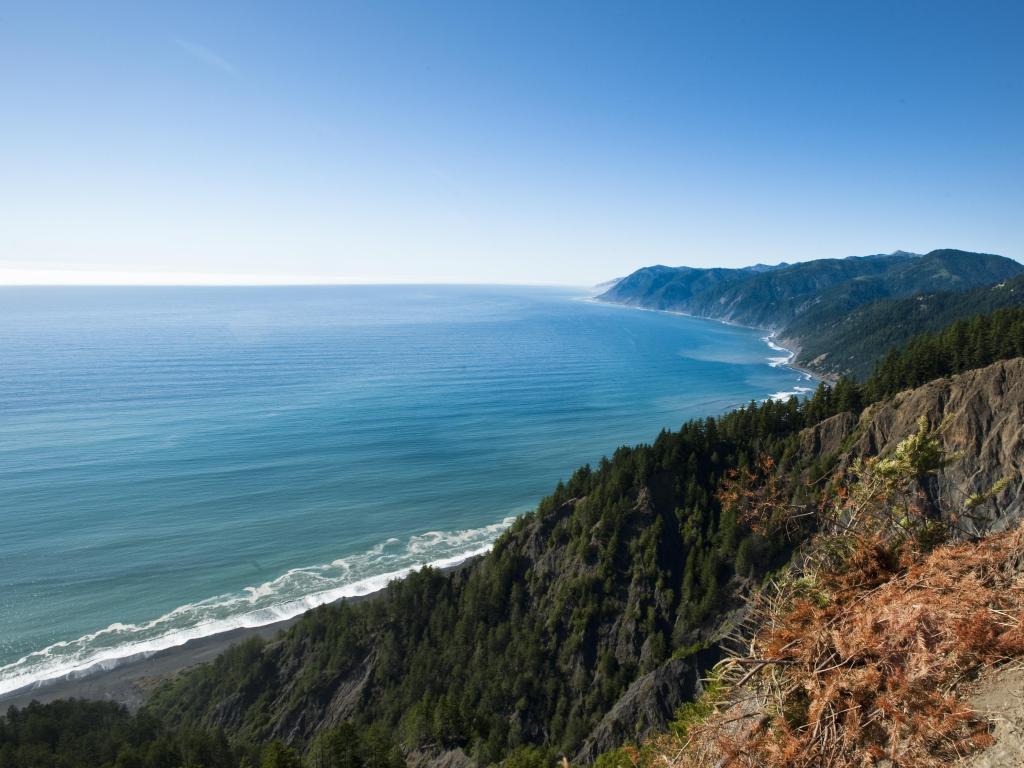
[765,385,815,401]
[763,335,796,368]
[0,516,516,697]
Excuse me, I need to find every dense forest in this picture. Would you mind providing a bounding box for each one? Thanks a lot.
[0,699,405,768]
[5,303,1024,768]
[861,306,1024,400]
[145,393,807,759]
[787,275,1024,378]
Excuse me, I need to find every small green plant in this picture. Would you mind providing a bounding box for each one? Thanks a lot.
[668,669,727,743]
[594,747,637,768]
[824,416,960,550]
[669,640,709,661]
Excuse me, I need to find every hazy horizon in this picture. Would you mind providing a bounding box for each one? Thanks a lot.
[2,247,1021,288]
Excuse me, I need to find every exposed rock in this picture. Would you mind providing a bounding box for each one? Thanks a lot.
[958,664,1024,767]
[799,411,856,459]
[575,656,709,764]
[848,358,1024,534]
[407,748,476,768]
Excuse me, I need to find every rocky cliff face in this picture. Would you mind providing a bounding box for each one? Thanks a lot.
[579,360,1024,758]
[856,358,1024,533]
[575,652,714,763]
[799,357,1024,534]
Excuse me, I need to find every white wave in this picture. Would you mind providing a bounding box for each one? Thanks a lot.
[762,335,796,368]
[765,386,814,401]
[0,515,516,698]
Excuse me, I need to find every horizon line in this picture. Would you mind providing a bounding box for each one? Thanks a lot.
[0,279,592,289]
[0,266,597,288]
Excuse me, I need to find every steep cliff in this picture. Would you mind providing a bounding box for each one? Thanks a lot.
[592,360,1024,768]
[800,357,1024,534]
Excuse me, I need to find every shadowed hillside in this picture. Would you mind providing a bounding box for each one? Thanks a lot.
[784,275,1024,378]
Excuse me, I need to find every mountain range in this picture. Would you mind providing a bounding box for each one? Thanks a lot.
[599,249,1024,378]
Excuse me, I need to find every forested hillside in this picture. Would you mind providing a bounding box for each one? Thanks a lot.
[143,307,1024,761]
[857,306,1024,402]
[599,250,1024,379]
[599,250,1020,329]
[148,395,810,762]
[785,275,1024,378]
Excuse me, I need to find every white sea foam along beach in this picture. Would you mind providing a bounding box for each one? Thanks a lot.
[0,516,515,697]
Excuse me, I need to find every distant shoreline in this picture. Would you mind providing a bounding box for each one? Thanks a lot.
[0,558,480,712]
[585,296,829,385]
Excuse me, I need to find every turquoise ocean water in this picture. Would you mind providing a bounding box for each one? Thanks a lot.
[0,285,811,695]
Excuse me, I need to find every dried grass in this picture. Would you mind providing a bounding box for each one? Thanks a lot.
[667,529,1024,768]
[619,420,1024,768]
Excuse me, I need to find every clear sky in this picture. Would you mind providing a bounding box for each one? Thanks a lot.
[2,1,1022,285]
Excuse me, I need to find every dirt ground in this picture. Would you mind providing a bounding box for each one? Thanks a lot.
[960,664,1024,767]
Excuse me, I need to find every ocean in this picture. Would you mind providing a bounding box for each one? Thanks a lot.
[0,285,812,695]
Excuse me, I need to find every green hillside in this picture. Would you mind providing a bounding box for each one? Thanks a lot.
[786,275,1024,378]
[600,250,1024,378]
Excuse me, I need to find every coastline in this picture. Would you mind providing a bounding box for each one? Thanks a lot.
[1,298,820,714]
[764,333,835,385]
[585,296,830,385]
[0,557,481,712]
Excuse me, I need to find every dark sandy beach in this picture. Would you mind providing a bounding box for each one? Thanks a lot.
[0,558,479,712]
[0,618,298,712]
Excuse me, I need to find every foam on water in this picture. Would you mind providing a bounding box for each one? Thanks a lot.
[765,385,814,401]
[763,335,796,368]
[0,516,514,697]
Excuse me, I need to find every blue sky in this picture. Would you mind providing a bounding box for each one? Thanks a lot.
[2,1,1022,285]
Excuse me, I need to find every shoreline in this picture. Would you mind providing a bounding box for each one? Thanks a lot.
[585,296,830,385]
[0,557,481,712]
[1,298,821,713]
[763,333,834,385]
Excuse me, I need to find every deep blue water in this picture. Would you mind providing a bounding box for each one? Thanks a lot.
[0,285,810,694]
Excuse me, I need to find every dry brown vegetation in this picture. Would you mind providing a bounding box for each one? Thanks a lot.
[612,420,1024,768]
[699,527,1024,767]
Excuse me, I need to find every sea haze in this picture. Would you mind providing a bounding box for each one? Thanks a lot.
[0,285,811,694]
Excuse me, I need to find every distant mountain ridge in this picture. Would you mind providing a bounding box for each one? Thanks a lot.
[600,249,1019,330]
[598,249,1024,377]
